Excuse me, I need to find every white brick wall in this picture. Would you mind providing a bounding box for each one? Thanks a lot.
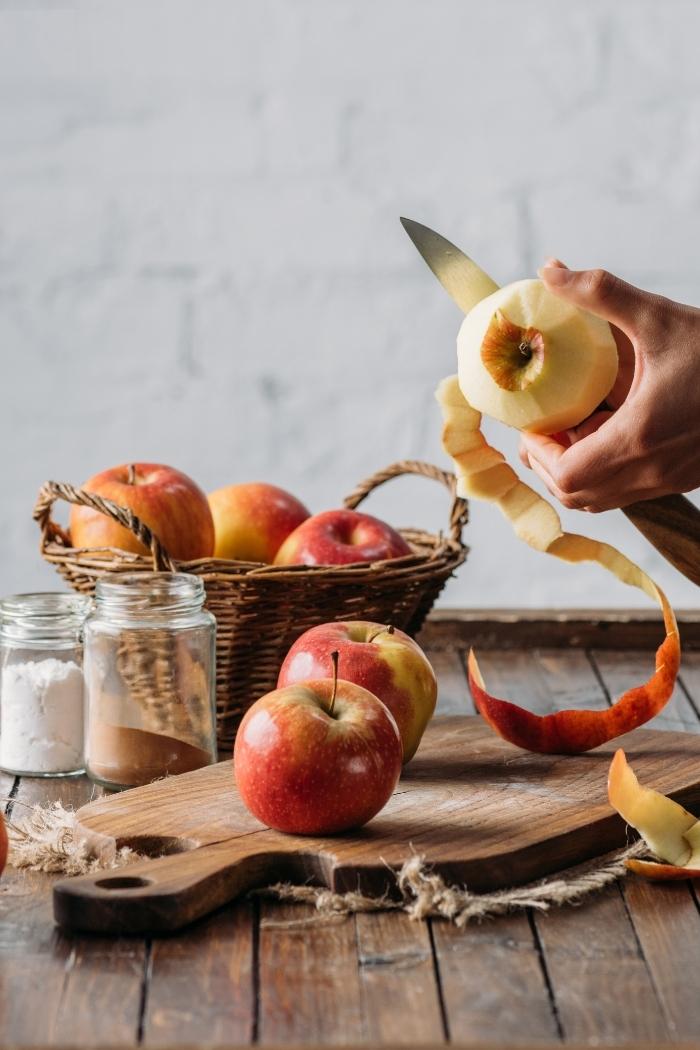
[1,0,699,609]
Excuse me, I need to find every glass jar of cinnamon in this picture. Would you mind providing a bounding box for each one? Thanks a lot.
[83,572,217,789]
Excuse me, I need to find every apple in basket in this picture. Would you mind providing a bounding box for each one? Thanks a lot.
[0,812,7,877]
[207,482,310,562]
[234,654,403,835]
[69,463,215,561]
[273,509,412,566]
[278,622,437,762]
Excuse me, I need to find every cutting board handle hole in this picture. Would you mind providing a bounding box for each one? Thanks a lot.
[94,875,152,891]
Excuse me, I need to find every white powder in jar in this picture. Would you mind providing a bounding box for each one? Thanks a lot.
[0,658,84,774]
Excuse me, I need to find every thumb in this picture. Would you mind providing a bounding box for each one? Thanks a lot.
[539,265,649,338]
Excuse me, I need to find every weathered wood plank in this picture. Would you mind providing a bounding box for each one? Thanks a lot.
[144,902,255,1046]
[1,774,145,1047]
[355,911,445,1044]
[472,649,674,1044]
[472,648,608,714]
[257,903,365,1044]
[678,650,700,719]
[535,885,669,1044]
[591,650,700,733]
[593,650,700,1043]
[431,649,473,717]
[1,772,17,831]
[431,913,559,1044]
[11,773,99,810]
[622,877,700,1042]
[49,936,147,1045]
[1,775,90,1046]
[0,866,73,1045]
[419,609,700,651]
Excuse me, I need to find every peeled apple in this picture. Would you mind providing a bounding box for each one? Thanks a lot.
[434,261,679,755]
[458,279,618,433]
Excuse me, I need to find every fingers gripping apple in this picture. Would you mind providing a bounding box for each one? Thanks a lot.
[436,374,679,754]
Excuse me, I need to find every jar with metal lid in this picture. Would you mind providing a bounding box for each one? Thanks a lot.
[84,572,217,790]
[0,592,91,777]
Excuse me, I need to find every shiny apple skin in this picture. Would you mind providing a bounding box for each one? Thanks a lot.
[233,680,403,835]
[69,463,215,561]
[278,621,436,762]
[273,509,412,567]
[208,482,310,562]
[0,812,7,878]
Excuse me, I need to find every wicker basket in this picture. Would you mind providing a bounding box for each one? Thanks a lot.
[34,461,468,748]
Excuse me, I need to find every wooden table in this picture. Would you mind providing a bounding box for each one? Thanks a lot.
[3,609,700,1049]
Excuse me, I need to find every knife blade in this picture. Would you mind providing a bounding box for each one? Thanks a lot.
[402,216,700,586]
[400,217,499,313]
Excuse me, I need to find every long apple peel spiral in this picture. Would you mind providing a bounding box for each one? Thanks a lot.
[436,374,680,755]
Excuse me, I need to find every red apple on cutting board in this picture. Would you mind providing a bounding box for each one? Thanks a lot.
[278,622,437,762]
[273,509,412,566]
[69,463,215,561]
[234,675,403,835]
[208,482,310,562]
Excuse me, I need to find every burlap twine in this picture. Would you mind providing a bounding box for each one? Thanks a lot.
[4,800,650,927]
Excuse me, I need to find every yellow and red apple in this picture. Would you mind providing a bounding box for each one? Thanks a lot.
[274,509,412,567]
[234,677,402,835]
[70,463,215,561]
[277,622,436,761]
[208,482,310,562]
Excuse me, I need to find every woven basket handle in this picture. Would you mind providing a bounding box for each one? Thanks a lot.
[343,460,468,547]
[33,481,176,572]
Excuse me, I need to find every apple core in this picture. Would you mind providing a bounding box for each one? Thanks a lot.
[481,310,545,392]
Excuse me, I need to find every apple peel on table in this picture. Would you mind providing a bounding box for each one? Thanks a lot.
[434,274,680,755]
[608,749,700,879]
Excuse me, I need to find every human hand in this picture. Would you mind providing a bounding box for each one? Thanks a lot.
[518,260,700,512]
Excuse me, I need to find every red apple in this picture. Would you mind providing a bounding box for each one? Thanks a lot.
[208,482,310,562]
[0,812,7,878]
[273,509,412,567]
[70,463,215,561]
[234,677,403,835]
[278,622,436,762]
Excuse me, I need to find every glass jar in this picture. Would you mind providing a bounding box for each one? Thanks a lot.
[0,592,91,777]
[84,572,217,790]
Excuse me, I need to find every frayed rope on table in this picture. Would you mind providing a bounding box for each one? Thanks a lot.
[6,800,649,926]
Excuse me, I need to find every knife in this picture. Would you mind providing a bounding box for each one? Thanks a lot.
[401,216,700,587]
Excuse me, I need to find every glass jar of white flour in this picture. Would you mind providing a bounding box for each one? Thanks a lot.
[0,593,91,776]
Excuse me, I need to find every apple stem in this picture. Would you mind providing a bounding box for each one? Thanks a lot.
[329,650,339,717]
[127,463,136,485]
[368,624,395,644]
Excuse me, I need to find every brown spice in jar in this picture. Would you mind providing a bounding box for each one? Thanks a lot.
[88,723,212,788]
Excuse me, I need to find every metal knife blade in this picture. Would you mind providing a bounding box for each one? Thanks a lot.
[400,217,499,313]
[402,216,700,586]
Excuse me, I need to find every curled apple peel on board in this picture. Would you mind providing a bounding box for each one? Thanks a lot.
[436,374,680,754]
[608,749,700,879]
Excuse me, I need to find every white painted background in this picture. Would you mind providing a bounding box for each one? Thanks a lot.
[2,0,699,609]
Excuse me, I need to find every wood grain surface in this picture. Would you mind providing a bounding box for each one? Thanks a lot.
[55,716,700,935]
[4,611,700,1049]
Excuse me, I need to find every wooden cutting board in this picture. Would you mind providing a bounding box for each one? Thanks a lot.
[54,715,700,934]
